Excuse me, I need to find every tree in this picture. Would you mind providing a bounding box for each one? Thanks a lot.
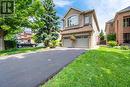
[107,33,116,41]
[34,0,60,47]
[0,0,32,37]
[99,30,105,41]
[0,0,45,39]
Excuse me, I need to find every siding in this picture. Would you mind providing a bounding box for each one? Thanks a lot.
[91,15,99,48]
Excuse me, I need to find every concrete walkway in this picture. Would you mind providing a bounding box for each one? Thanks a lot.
[0,48,86,87]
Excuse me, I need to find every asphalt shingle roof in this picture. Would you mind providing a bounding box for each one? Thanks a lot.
[107,19,114,23]
[118,6,130,13]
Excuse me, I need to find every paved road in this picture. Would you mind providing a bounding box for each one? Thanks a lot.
[0,48,86,87]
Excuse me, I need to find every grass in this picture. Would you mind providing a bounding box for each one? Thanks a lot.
[41,47,130,87]
[0,47,44,56]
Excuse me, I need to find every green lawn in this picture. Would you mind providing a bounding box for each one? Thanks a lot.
[41,47,130,87]
[0,47,44,56]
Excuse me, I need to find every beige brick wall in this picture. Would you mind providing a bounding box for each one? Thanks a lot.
[63,8,93,30]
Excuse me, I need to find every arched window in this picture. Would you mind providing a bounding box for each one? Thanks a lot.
[67,15,78,27]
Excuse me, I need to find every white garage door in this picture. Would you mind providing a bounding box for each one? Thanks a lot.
[63,39,72,47]
[75,36,89,48]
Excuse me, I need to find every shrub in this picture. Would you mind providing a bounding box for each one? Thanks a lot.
[120,46,129,50]
[49,40,59,48]
[113,46,121,49]
[4,40,17,50]
[108,41,117,47]
[107,33,116,41]
[99,30,105,41]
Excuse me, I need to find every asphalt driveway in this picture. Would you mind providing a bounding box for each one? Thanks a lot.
[0,48,86,87]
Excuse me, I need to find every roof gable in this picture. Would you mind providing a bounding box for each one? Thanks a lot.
[63,8,82,18]
[63,8,100,31]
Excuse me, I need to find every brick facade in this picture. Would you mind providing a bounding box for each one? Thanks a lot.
[105,6,130,44]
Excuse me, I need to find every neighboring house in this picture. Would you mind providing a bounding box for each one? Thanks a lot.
[105,19,115,35]
[105,6,130,44]
[0,30,4,50]
[16,31,34,44]
[60,8,100,48]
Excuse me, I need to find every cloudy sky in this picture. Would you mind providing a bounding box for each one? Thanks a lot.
[53,0,130,30]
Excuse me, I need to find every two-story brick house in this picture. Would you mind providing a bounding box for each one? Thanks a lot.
[105,19,115,35]
[105,6,130,44]
[60,8,100,48]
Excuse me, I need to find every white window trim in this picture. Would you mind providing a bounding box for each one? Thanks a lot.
[66,14,79,27]
[85,16,90,25]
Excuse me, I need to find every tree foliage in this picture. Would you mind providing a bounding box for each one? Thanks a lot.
[0,0,44,40]
[107,33,116,41]
[0,0,60,48]
[99,30,105,41]
[34,0,60,47]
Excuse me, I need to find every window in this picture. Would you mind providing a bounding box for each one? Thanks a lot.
[123,33,130,43]
[123,17,130,27]
[67,15,78,27]
[85,16,90,24]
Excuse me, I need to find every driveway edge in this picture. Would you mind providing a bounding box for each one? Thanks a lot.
[37,50,86,87]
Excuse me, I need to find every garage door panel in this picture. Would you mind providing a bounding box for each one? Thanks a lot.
[63,35,89,48]
[63,39,72,47]
[75,37,89,48]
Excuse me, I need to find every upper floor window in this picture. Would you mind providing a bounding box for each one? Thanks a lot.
[67,15,78,27]
[85,16,90,24]
[123,17,130,27]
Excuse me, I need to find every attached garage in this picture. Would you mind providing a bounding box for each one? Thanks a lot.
[63,38,72,47]
[62,35,89,48]
[75,35,89,48]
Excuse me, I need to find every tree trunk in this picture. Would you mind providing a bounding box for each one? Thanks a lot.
[0,31,5,50]
[44,40,50,47]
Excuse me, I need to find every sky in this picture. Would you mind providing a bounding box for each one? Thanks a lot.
[53,0,130,30]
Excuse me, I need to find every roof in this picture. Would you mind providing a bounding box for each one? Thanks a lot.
[114,6,130,22]
[63,8,82,18]
[63,8,100,31]
[61,26,93,35]
[63,8,94,18]
[106,6,130,31]
[106,19,114,23]
[118,6,130,13]
[82,9,95,14]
